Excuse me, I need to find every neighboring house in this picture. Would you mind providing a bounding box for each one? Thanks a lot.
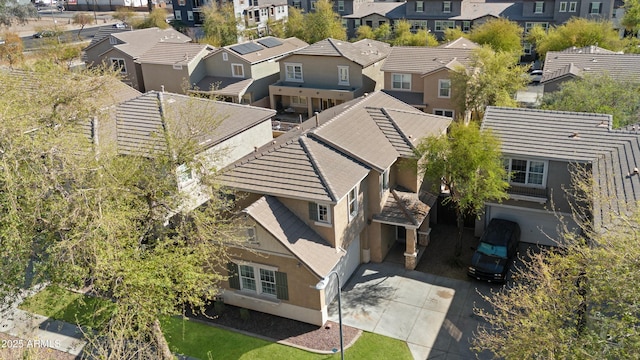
[218,91,451,326]
[115,91,277,209]
[289,0,373,18]
[540,46,639,92]
[83,27,191,92]
[192,37,308,106]
[66,0,150,11]
[381,38,478,117]
[138,42,215,94]
[479,106,640,246]
[268,38,391,119]
[171,0,288,40]
[342,1,405,38]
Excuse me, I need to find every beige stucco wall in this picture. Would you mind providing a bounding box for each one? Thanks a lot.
[423,69,457,116]
[361,60,385,92]
[100,48,142,90]
[141,63,190,94]
[204,51,252,78]
[278,197,337,247]
[84,39,116,68]
[383,71,425,93]
[395,158,419,193]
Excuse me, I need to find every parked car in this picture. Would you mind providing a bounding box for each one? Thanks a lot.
[468,218,520,283]
[113,23,128,29]
[529,70,543,84]
[32,30,56,39]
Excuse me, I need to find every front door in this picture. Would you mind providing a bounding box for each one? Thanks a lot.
[396,226,406,243]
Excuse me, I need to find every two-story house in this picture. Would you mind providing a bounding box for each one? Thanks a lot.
[479,106,640,246]
[83,27,191,92]
[540,46,639,93]
[381,38,478,118]
[190,37,308,106]
[268,38,391,119]
[342,1,406,38]
[218,91,451,325]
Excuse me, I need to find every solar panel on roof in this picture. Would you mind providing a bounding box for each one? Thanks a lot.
[229,42,263,55]
[257,38,283,48]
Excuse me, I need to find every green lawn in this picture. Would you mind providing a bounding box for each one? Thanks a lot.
[19,285,115,330]
[20,286,412,360]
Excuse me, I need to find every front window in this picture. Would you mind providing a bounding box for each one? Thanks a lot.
[318,204,329,222]
[434,20,455,31]
[232,63,244,78]
[434,109,454,118]
[259,269,276,296]
[238,264,277,297]
[590,2,601,14]
[559,1,567,12]
[438,79,451,98]
[569,1,577,11]
[392,73,411,90]
[348,186,358,219]
[338,66,349,85]
[285,63,303,82]
[443,1,451,13]
[462,21,470,32]
[534,1,544,13]
[239,265,257,291]
[505,158,547,187]
[110,58,126,74]
[416,1,424,12]
[309,202,331,224]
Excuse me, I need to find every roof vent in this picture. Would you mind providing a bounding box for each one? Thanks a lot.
[569,132,580,139]
[634,167,639,175]
[591,58,597,62]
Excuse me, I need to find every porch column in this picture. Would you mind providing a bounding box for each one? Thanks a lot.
[404,227,418,270]
[269,92,276,110]
[307,99,313,118]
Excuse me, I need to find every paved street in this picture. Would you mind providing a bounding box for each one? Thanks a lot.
[327,262,498,360]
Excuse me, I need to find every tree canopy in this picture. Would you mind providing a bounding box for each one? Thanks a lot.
[541,74,640,128]
[303,0,347,43]
[468,18,523,53]
[202,2,238,46]
[415,121,508,256]
[0,31,22,68]
[622,0,640,34]
[527,18,625,59]
[0,0,38,27]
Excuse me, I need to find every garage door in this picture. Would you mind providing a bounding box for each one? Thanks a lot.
[487,205,578,247]
[323,236,360,303]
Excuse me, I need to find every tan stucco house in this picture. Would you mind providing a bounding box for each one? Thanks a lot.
[269,38,391,119]
[381,37,478,118]
[218,91,451,325]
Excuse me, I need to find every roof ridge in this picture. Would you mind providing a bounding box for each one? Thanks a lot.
[299,136,336,202]
[391,189,418,226]
[379,107,418,151]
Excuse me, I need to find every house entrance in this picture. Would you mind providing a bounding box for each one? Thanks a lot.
[396,226,406,243]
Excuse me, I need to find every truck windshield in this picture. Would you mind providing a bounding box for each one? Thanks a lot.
[477,242,507,258]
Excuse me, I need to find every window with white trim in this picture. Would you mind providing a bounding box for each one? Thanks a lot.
[589,2,601,14]
[311,0,316,9]
[290,95,307,105]
[534,1,544,13]
[569,1,577,11]
[392,73,411,90]
[232,263,284,298]
[285,63,303,82]
[338,66,349,85]
[434,109,454,118]
[410,20,428,30]
[309,202,331,224]
[434,20,455,31]
[462,21,470,32]
[187,10,194,21]
[222,52,228,61]
[348,186,358,220]
[110,58,126,74]
[443,1,451,13]
[416,1,424,12]
[438,79,451,98]
[338,0,344,11]
[559,1,567,12]
[232,63,244,77]
[504,158,547,187]
[524,42,533,55]
[176,163,194,188]
[525,22,549,34]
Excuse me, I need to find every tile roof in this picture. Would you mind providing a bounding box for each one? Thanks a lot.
[453,1,515,20]
[291,38,391,67]
[84,27,129,50]
[220,91,451,202]
[244,196,344,278]
[212,37,308,64]
[381,46,474,74]
[111,27,191,59]
[557,45,618,54]
[481,106,640,227]
[192,76,254,97]
[137,42,214,66]
[342,1,405,18]
[438,37,480,50]
[115,91,275,156]
[541,51,640,83]
[373,187,436,227]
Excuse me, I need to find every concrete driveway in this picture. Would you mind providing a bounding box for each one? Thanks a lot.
[327,262,498,360]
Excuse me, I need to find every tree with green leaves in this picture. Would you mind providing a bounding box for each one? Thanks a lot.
[451,46,529,121]
[284,6,306,40]
[266,18,286,38]
[468,18,523,53]
[443,27,466,42]
[72,12,93,40]
[527,18,625,59]
[136,7,170,29]
[304,0,346,43]
[474,165,640,359]
[0,0,38,27]
[356,24,375,40]
[392,20,438,46]
[415,121,508,257]
[112,6,135,25]
[0,67,244,359]
[373,22,392,42]
[541,74,640,128]
[622,0,640,35]
[202,2,238,46]
[0,31,22,68]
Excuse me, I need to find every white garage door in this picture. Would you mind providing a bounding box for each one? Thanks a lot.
[487,205,578,247]
[324,236,361,304]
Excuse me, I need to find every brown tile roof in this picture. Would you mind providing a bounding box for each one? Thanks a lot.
[244,196,344,278]
[115,91,275,156]
[137,42,214,66]
[211,37,308,64]
[220,91,451,202]
[541,51,640,83]
[381,46,474,74]
[110,27,191,59]
[291,38,390,67]
[372,188,436,227]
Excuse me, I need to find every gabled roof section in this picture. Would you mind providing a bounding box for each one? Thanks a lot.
[454,1,515,20]
[244,196,344,278]
[84,27,129,51]
[438,37,480,50]
[342,1,405,18]
[137,42,214,66]
[542,51,640,83]
[211,37,308,64]
[193,76,254,97]
[291,38,390,67]
[372,187,436,227]
[111,27,191,59]
[541,62,582,83]
[115,91,275,156]
[381,46,474,74]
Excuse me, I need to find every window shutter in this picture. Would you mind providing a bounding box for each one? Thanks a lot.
[308,202,318,221]
[227,262,240,290]
[275,271,289,300]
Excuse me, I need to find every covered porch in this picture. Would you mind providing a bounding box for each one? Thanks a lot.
[372,188,437,270]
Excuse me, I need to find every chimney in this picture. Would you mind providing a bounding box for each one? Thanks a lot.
[314,112,319,128]
[161,85,165,92]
